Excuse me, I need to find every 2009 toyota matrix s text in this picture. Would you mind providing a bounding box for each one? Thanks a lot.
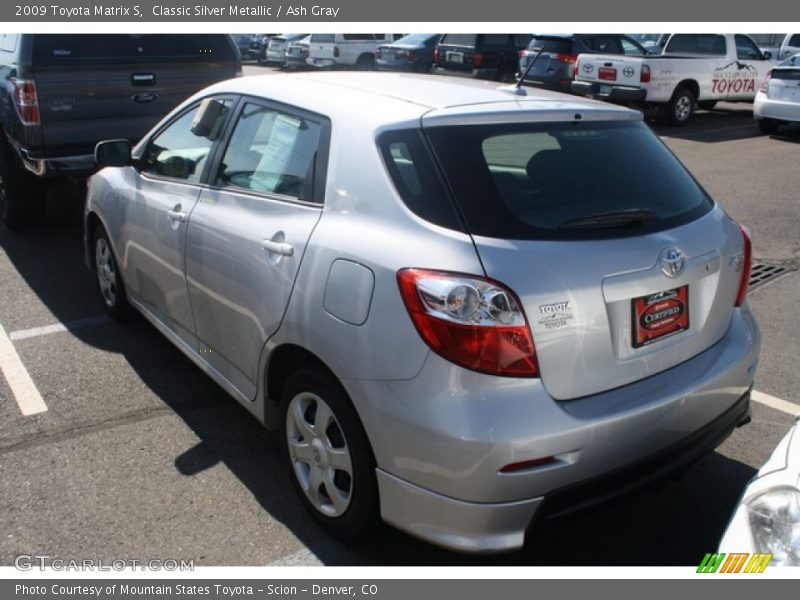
[84,72,760,553]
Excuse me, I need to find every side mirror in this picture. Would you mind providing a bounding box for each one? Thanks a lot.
[763,50,772,60]
[95,139,133,168]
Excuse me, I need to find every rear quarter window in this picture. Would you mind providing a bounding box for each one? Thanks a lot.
[440,34,477,47]
[664,34,727,55]
[529,37,573,54]
[423,121,714,240]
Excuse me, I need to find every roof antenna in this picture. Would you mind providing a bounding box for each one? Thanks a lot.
[497,44,545,96]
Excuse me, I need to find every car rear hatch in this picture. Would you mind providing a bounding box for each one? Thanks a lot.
[575,54,645,87]
[436,34,478,72]
[765,67,800,101]
[522,36,577,84]
[30,35,238,153]
[420,107,747,400]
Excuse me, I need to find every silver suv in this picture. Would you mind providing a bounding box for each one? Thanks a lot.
[86,72,760,553]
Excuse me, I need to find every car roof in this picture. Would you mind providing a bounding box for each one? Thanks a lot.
[202,72,638,125]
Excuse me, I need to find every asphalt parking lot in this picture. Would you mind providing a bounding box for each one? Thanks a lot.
[1,64,799,567]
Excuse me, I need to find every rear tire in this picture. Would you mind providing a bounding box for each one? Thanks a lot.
[281,365,378,540]
[665,87,695,126]
[698,100,717,111]
[0,135,45,230]
[92,225,131,319]
[355,54,375,71]
[758,118,781,134]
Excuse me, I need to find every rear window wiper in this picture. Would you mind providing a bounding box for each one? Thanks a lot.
[559,208,656,230]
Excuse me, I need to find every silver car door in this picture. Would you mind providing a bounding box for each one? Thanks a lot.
[185,99,329,398]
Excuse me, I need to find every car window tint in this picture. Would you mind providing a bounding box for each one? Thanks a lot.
[735,35,763,60]
[217,103,322,202]
[584,36,623,54]
[378,129,463,231]
[529,37,572,54]
[790,34,800,47]
[481,34,510,47]
[424,121,713,240]
[310,34,335,43]
[142,105,219,182]
[441,34,477,47]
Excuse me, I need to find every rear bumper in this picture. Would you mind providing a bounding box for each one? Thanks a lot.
[346,306,760,553]
[14,143,96,178]
[433,66,498,80]
[754,95,800,123]
[571,80,647,103]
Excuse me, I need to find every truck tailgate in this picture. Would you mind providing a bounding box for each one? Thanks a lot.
[576,54,645,88]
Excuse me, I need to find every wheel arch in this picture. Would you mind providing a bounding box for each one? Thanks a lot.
[675,79,700,100]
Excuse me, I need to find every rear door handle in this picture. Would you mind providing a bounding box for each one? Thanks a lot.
[261,239,294,257]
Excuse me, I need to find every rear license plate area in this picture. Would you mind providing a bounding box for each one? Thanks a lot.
[631,286,689,348]
[598,67,617,81]
[446,51,464,64]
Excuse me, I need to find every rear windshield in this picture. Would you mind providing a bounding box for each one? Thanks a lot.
[440,34,477,47]
[32,34,234,64]
[383,121,713,241]
[529,37,573,54]
[664,34,726,55]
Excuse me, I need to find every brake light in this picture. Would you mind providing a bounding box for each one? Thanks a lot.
[473,52,483,68]
[397,269,539,377]
[434,47,440,62]
[640,65,651,83]
[554,53,578,64]
[333,46,340,58]
[519,49,526,59]
[760,70,772,92]
[12,79,40,125]
[735,225,752,307]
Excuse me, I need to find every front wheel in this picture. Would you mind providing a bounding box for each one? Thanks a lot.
[93,226,131,319]
[665,87,695,126]
[281,366,378,539]
[758,118,781,134]
[355,54,375,71]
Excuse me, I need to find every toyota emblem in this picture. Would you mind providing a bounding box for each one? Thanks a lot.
[623,66,635,78]
[582,63,594,73]
[659,247,685,279]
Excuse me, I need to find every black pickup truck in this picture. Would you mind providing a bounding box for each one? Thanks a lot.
[0,34,241,229]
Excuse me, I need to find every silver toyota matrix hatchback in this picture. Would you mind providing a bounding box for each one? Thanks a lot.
[86,72,760,553]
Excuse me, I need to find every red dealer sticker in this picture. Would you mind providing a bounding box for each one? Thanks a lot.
[631,286,690,348]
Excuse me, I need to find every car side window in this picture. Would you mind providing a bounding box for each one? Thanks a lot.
[736,35,764,60]
[216,102,322,202]
[142,105,221,182]
[790,34,800,47]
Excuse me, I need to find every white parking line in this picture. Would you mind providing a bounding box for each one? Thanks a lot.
[9,315,109,341]
[752,390,800,418]
[0,324,47,416]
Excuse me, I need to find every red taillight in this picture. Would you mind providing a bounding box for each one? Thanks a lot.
[500,456,555,473]
[519,49,526,59]
[434,47,440,62]
[333,46,340,58]
[396,49,410,58]
[554,53,578,64]
[473,52,483,68]
[12,79,40,125]
[397,269,539,377]
[640,64,651,83]
[760,70,772,93]
[735,225,752,307]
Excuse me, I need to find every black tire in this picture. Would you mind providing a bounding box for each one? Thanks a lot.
[758,118,781,134]
[355,54,375,71]
[281,365,378,540]
[698,100,717,111]
[0,135,45,230]
[92,225,131,319]
[665,87,695,126]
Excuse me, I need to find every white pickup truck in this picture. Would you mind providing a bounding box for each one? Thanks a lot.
[571,34,772,124]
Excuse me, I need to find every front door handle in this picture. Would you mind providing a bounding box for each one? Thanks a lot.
[167,208,189,223]
[261,239,294,257]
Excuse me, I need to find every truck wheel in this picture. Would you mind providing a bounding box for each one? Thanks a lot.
[698,100,717,111]
[758,118,780,134]
[0,136,45,230]
[666,87,695,126]
[281,365,379,539]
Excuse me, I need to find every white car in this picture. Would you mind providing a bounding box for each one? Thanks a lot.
[754,54,800,134]
[719,419,800,566]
